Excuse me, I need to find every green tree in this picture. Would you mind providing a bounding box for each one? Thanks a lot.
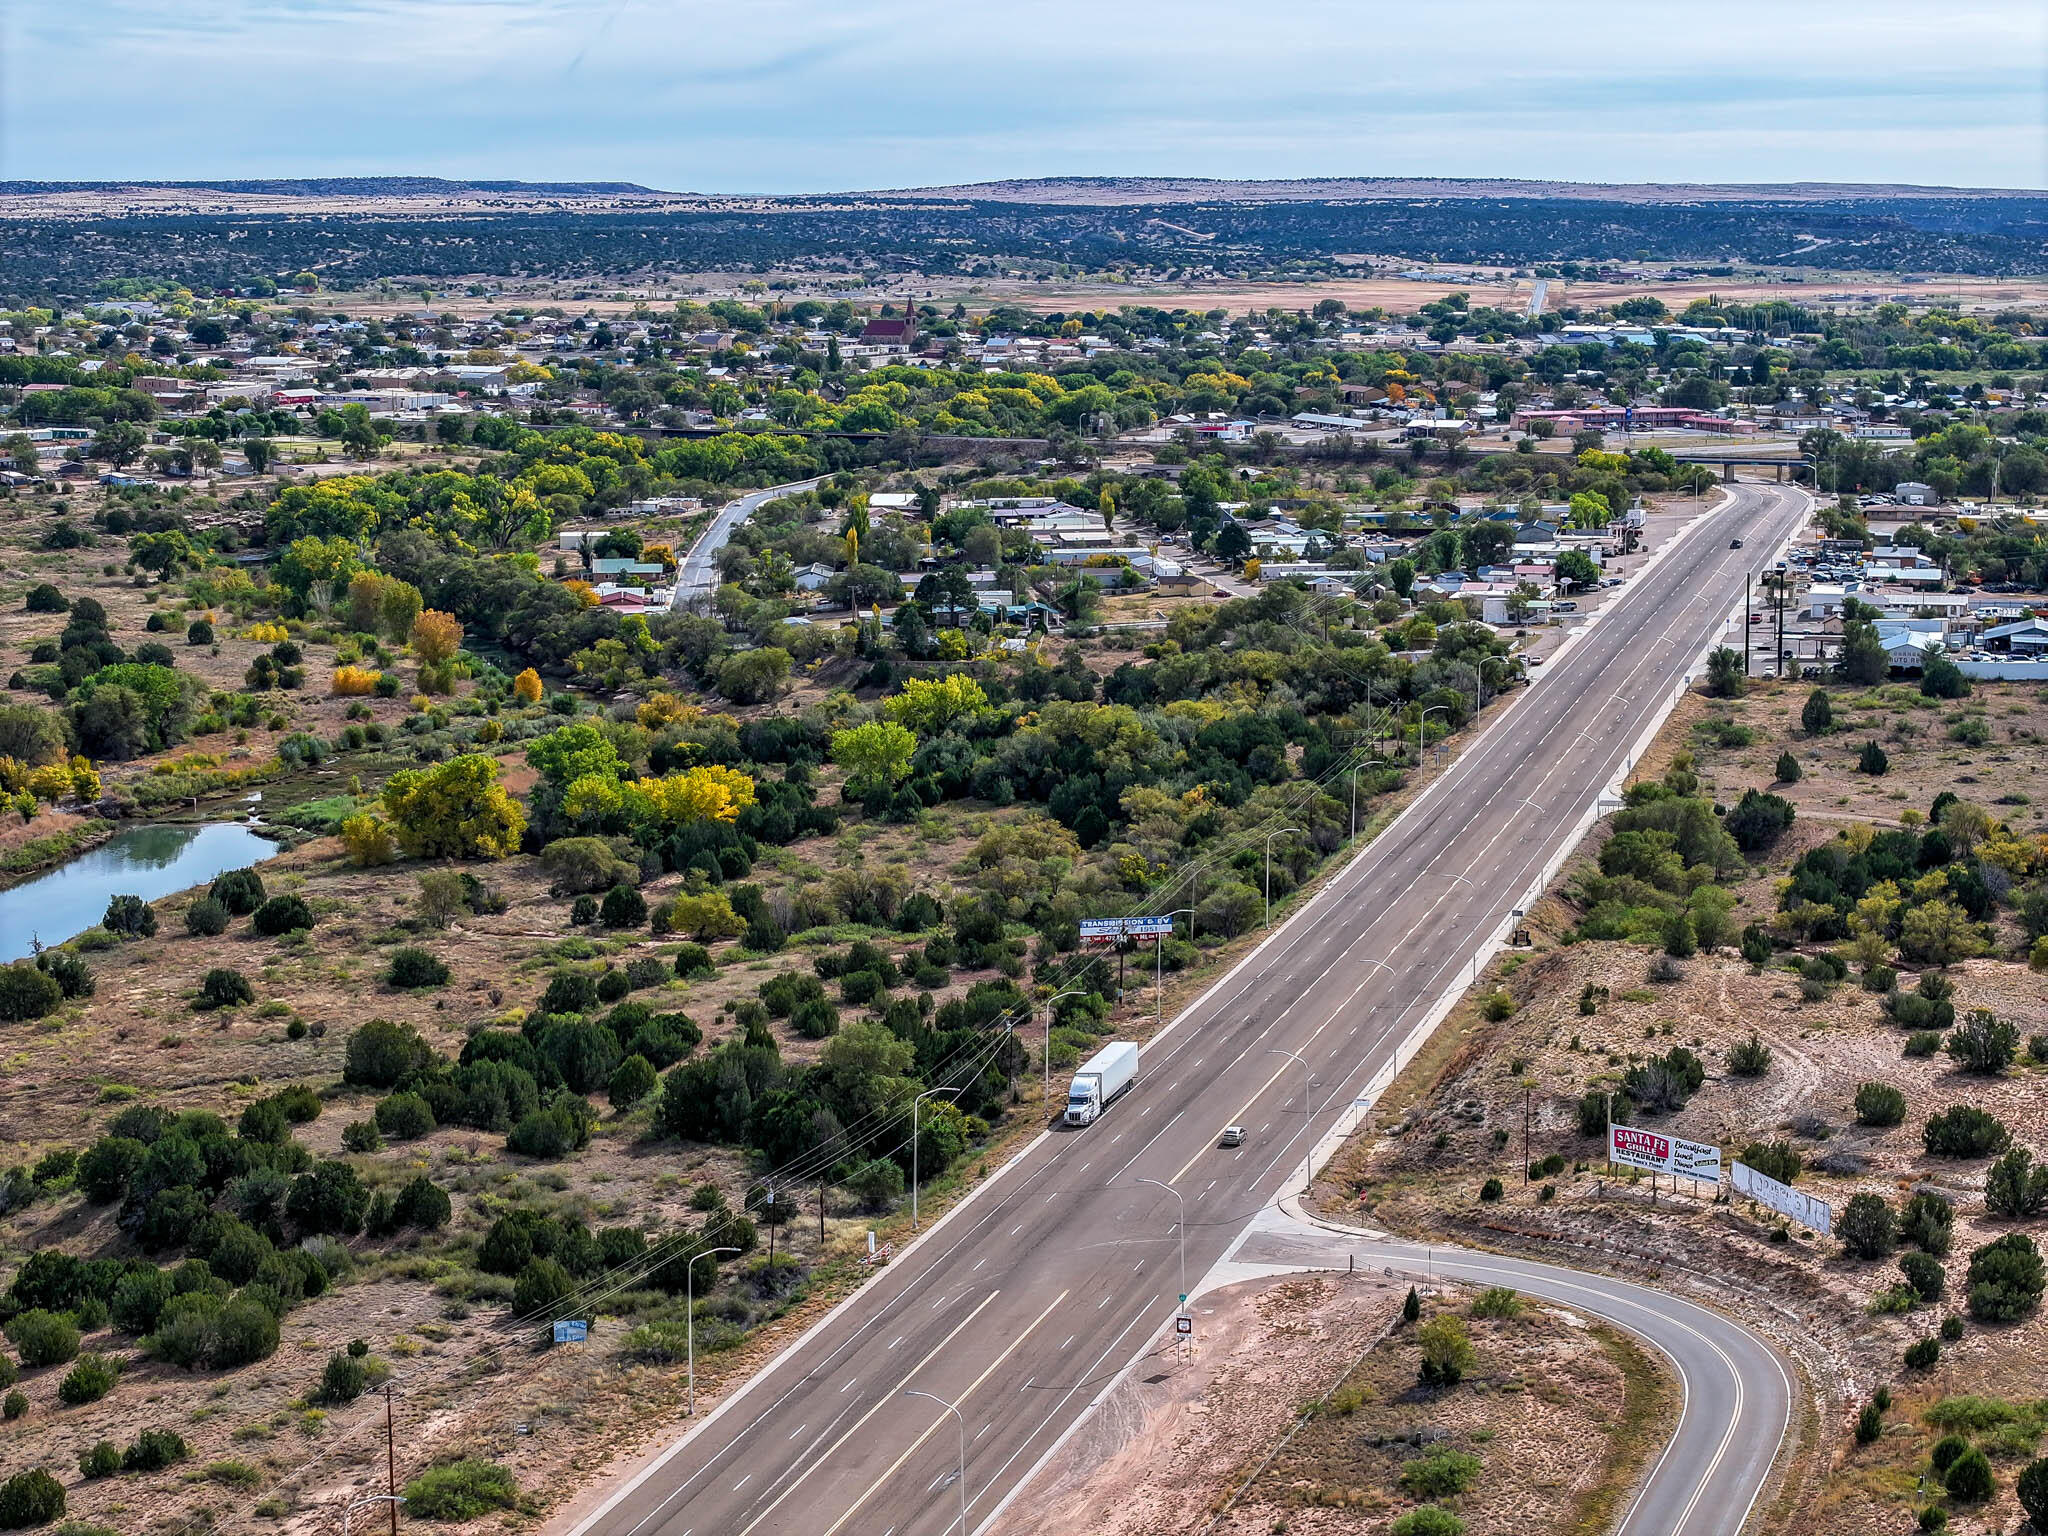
[1417,1314,1475,1386]
[1801,688,1833,735]
[381,754,525,860]
[1705,646,1745,697]
[830,721,916,795]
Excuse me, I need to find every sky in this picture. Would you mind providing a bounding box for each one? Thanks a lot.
[4,0,2046,192]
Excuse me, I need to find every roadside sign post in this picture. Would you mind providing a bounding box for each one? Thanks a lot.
[551,1319,587,1344]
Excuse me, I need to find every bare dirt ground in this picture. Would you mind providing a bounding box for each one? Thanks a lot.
[1003,1273,1670,1536]
[1309,674,2048,1536]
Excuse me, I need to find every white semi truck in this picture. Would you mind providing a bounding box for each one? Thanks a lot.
[1064,1041,1139,1127]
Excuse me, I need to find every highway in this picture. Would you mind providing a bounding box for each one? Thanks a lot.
[568,481,1809,1536]
[672,477,822,610]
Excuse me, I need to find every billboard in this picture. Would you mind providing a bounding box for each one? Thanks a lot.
[1608,1124,1671,1174]
[1732,1160,1833,1236]
[1609,1125,1721,1182]
[1080,916,1176,946]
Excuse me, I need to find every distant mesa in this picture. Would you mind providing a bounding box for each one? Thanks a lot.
[0,176,672,198]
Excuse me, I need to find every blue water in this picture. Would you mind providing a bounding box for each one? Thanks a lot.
[0,822,282,962]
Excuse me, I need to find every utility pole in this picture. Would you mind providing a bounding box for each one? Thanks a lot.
[1775,569,1786,680]
[385,1386,397,1536]
[1743,572,1752,676]
[819,1173,826,1247]
[1522,1086,1531,1183]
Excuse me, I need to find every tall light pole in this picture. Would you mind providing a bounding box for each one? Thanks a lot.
[341,1496,404,1536]
[1266,1047,1312,1195]
[1136,1177,1187,1309]
[1042,987,1088,1103]
[902,1389,968,1536]
[911,1085,962,1231]
[1264,827,1302,927]
[1158,909,1194,1027]
[1418,705,1449,767]
[687,1245,740,1415]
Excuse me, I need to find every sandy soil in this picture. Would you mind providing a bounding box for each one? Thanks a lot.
[1003,1272,1670,1536]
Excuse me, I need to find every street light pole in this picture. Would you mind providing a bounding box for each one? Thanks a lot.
[1042,987,1088,1104]
[912,1086,962,1231]
[1264,827,1302,927]
[686,1245,740,1416]
[1158,909,1194,1028]
[1418,705,1449,768]
[1136,1177,1187,1309]
[341,1496,405,1536]
[1266,1047,1312,1195]
[902,1389,968,1536]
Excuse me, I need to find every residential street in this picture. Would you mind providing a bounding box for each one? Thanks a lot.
[564,480,1812,1536]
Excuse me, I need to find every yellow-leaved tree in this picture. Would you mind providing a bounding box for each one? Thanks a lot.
[512,668,543,704]
[380,754,525,860]
[635,765,757,827]
[882,674,988,737]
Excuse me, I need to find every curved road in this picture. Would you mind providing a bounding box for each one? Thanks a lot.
[672,477,822,609]
[565,481,1809,1536]
[1221,1208,1791,1536]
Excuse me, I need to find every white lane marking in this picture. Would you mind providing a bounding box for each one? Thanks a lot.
[1061,1335,1075,1349]
[788,1425,804,1440]
[733,1475,750,1491]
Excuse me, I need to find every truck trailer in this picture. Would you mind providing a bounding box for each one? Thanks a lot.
[1064,1041,1139,1127]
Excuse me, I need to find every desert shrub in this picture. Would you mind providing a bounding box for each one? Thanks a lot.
[608,1054,658,1110]
[1727,1033,1773,1077]
[0,1469,64,1527]
[101,894,157,938]
[791,998,840,1040]
[1840,1194,1897,1260]
[0,964,62,1023]
[1940,1314,1965,1341]
[1855,1401,1884,1443]
[387,947,450,989]
[538,968,599,1016]
[507,1105,586,1160]
[1417,1314,1474,1387]
[1904,1336,1941,1370]
[344,1018,438,1088]
[1931,1433,1970,1473]
[1622,1046,1704,1113]
[314,1350,369,1405]
[1966,1232,2045,1322]
[1399,1447,1482,1497]
[1944,1446,1995,1503]
[184,897,230,937]
[287,1161,370,1235]
[121,1428,189,1472]
[1854,1082,1908,1127]
[57,1354,118,1405]
[402,1459,520,1520]
[209,867,266,914]
[0,1393,22,1422]
[1904,1031,1944,1058]
[1470,1286,1521,1319]
[759,970,825,1018]
[599,884,647,930]
[1986,1148,2048,1220]
[1390,1508,1465,1536]
[252,894,314,936]
[5,1309,79,1368]
[341,1121,383,1154]
[374,1092,436,1141]
[2018,1457,2048,1531]
[1924,1106,2011,1159]
[1946,1010,2019,1075]
[198,967,253,1009]
[1739,1140,1803,1185]
[391,1175,451,1230]
[1902,1192,1956,1255]
[1900,1251,1946,1302]
[78,1441,121,1479]
[670,943,713,979]
[1478,1178,1503,1202]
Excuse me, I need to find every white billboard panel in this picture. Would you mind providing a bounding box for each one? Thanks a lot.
[1672,1135,1722,1182]
[1732,1160,1833,1235]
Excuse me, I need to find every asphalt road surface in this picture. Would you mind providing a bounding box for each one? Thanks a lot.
[570,481,1809,1536]
[1226,1209,1792,1536]
[672,477,822,610]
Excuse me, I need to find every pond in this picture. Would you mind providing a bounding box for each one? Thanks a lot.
[0,821,283,962]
